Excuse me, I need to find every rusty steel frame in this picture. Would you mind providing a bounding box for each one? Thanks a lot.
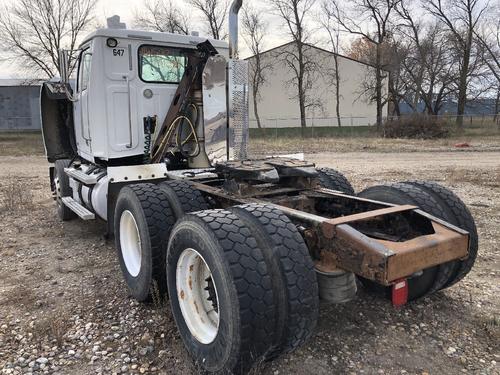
[192,182,470,286]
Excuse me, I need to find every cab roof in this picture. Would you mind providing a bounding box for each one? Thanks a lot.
[80,28,229,50]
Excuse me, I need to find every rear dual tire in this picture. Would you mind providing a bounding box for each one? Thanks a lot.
[167,206,319,373]
[358,182,477,301]
[114,184,176,301]
[167,210,276,374]
[114,181,208,302]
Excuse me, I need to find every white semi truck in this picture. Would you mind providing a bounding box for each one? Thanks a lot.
[40,1,478,373]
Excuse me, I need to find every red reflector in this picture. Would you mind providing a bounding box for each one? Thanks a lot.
[392,279,408,307]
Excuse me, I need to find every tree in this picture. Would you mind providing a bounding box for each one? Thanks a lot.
[242,5,272,129]
[320,0,343,126]
[325,0,402,128]
[0,0,96,78]
[347,35,407,117]
[270,0,319,129]
[134,0,190,34]
[396,2,458,115]
[424,0,490,127]
[474,10,500,84]
[188,0,228,40]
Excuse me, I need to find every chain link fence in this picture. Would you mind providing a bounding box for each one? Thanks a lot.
[249,114,500,140]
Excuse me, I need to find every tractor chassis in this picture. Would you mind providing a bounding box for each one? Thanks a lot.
[181,158,470,288]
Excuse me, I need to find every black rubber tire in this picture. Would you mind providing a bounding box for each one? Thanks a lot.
[403,181,478,288]
[358,183,456,301]
[167,210,275,374]
[114,183,176,302]
[316,167,355,195]
[157,180,208,218]
[228,203,319,359]
[54,159,76,221]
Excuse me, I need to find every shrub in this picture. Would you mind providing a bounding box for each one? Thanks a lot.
[382,114,449,139]
[0,176,34,213]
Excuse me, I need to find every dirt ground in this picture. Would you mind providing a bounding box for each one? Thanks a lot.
[0,138,499,374]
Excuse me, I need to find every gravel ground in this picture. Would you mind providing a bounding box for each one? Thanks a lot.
[0,151,499,375]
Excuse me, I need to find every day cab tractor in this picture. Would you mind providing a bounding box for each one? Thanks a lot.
[40,1,478,373]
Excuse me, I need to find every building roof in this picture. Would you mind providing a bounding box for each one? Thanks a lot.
[245,41,387,71]
[80,28,229,50]
[0,79,45,87]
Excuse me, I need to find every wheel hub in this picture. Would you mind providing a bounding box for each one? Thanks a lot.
[119,210,142,277]
[176,248,219,344]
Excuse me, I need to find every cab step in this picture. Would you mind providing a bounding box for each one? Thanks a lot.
[61,197,95,220]
[64,168,97,185]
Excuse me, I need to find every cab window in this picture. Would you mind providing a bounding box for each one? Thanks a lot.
[78,53,92,92]
[139,45,186,84]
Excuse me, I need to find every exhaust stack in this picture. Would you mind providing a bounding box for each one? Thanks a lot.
[228,0,242,59]
[226,0,248,161]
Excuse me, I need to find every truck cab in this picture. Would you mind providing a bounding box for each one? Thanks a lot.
[42,23,229,165]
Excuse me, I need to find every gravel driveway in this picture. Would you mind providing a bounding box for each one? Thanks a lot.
[0,152,498,375]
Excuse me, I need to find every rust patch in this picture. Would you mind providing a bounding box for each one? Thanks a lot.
[315,251,339,273]
[189,265,194,272]
[188,276,192,290]
[180,290,185,300]
[193,300,200,314]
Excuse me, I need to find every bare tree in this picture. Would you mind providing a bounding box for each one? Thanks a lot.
[134,0,190,34]
[396,2,458,115]
[474,11,500,84]
[321,1,343,126]
[424,0,490,127]
[188,0,228,40]
[325,0,401,128]
[270,0,319,129]
[0,0,96,78]
[242,5,272,129]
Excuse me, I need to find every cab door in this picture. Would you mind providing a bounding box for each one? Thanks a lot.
[74,49,92,156]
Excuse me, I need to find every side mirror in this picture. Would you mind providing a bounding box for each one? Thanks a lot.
[58,50,70,84]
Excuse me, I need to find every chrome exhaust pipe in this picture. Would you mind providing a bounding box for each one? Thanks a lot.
[228,0,242,59]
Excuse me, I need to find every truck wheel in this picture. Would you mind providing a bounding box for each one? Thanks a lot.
[316,167,355,194]
[229,204,319,359]
[403,181,478,288]
[167,210,275,374]
[54,159,76,221]
[358,183,457,301]
[158,180,208,218]
[114,184,175,302]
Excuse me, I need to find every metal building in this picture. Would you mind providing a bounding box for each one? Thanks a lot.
[246,42,389,128]
[0,79,43,131]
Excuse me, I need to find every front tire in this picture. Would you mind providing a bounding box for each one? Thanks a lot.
[54,159,76,221]
[167,210,276,374]
[114,184,175,301]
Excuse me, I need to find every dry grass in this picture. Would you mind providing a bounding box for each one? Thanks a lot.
[0,132,45,157]
[445,167,500,187]
[249,135,500,156]
[0,176,35,214]
[31,307,71,347]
